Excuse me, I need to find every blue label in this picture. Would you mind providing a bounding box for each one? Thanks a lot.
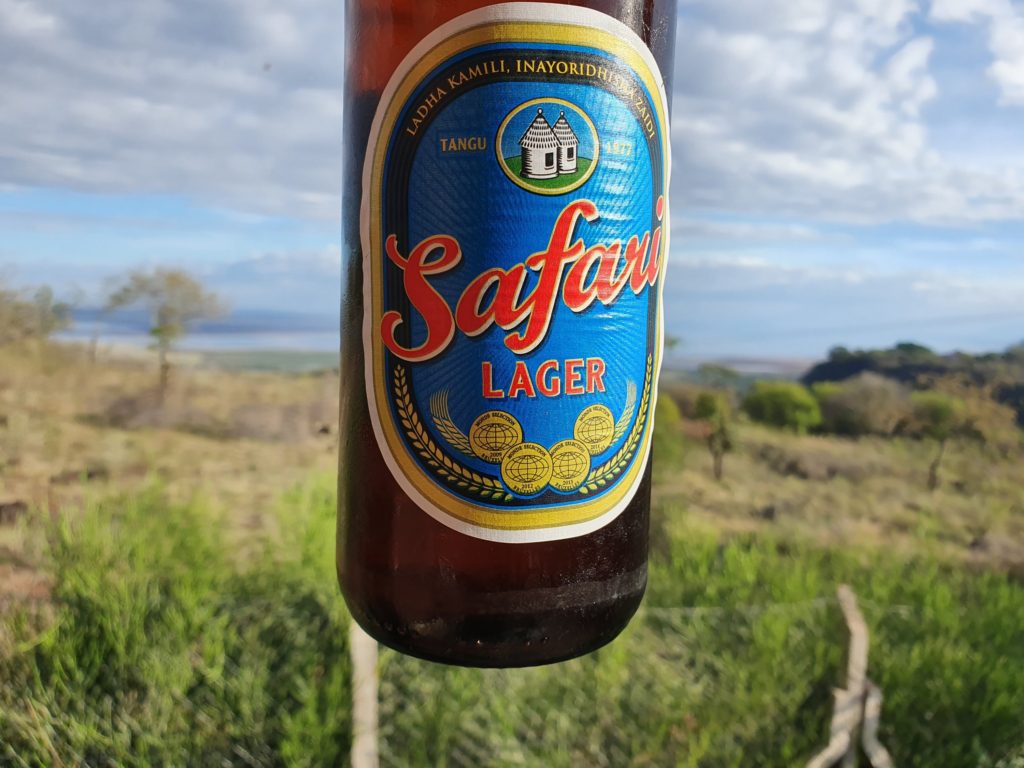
[362,4,670,542]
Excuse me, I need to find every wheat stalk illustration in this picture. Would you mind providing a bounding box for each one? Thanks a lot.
[580,357,653,495]
[612,381,637,442]
[429,390,474,458]
[394,367,513,502]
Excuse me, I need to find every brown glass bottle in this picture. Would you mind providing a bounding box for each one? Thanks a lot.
[338,0,677,667]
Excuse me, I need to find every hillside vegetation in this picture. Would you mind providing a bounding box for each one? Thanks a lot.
[804,342,1024,426]
[1,339,1023,766]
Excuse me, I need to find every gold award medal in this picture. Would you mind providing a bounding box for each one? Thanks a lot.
[501,443,554,496]
[469,411,524,463]
[573,405,615,455]
[548,439,591,493]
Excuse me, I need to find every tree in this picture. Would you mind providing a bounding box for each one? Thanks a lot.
[105,269,224,400]
[85,282,119,364]
[694,391,734,481]
[29,286,72,339]
[894,341,936,360]
[927,376,1022,456]
[827,345,854,362]
[909,391,966,491]
[0,282,71,345]
[742,381,822,434]
[696,364,741,390]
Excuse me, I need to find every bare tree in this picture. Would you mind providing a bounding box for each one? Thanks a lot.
[105,269,225,401]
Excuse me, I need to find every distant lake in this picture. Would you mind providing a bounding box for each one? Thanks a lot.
[59,308,808,376]
[61,307,341,353]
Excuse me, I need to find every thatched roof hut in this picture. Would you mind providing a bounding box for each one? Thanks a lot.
[552,111,580,174]
[519,108,559,180]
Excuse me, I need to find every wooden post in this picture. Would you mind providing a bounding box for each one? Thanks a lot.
[807,688,859,768]
[837,585,868,768]
[808,585,891,768]
[350,622,379,768]
[862,683,893,768]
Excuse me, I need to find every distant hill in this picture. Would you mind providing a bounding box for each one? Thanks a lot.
[802,342,1024,425]
[667,356,814,378]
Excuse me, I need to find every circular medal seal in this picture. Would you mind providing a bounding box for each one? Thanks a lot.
[500,442,554,496]
[496,99,600,196]
[548,439,592,492]
[469,411,524,463]
[573,405,616,455]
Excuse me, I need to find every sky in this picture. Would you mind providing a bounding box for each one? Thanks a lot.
[1,0,1024,361]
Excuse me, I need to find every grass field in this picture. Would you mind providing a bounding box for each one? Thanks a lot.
[1,343,1023,766]
[1,478,1022,766]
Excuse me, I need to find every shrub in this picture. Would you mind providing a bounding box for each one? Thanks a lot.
[659,379,706,419]
[813,373,912,436]
[652,396,684,471]
[743,381,822,434]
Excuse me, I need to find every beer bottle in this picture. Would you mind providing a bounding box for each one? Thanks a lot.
[339,0,677,667]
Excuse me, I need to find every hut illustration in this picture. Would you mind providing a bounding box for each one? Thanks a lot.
[518,108,560,180]
[552,111,580,174]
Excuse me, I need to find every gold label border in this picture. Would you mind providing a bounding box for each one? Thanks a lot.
[360,3,671,542]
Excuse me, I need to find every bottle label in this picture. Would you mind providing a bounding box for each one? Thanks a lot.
[361,2,670,543]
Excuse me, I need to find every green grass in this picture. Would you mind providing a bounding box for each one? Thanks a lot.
[0,483,351,767]
[502,156,593,190]
[2,476,1022,766]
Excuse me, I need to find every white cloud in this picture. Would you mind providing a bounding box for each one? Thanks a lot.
[672,218,830,243]
[1,0,1024,232]
[0,0,345,220]
[931,0,1024,105]
[0,0,58,36]
[674,0,1024,224]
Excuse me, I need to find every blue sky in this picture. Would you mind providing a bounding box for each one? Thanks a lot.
[1,0,1023,361]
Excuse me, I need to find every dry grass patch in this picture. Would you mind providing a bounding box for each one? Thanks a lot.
[656,423,1024,569]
